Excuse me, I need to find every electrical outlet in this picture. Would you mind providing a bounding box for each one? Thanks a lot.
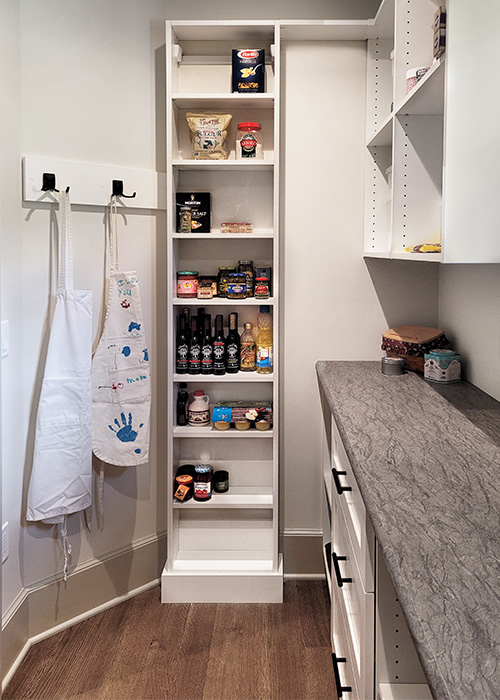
[2,522,9,563]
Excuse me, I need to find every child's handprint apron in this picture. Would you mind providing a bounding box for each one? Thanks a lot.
[26,191,93,576]
[91,196,151,467]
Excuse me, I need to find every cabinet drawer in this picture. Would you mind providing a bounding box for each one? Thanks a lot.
[331,415,375,592]
[333,503,375,700]
[332,585,360,700]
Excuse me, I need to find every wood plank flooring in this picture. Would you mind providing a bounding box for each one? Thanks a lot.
[4,580,336,700]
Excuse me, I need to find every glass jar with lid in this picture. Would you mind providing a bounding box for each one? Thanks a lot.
[236,122,263,159]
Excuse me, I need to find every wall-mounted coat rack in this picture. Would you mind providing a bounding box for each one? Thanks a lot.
[23,157,167,210]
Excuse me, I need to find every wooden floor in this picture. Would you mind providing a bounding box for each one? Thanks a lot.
[4,580,336,700]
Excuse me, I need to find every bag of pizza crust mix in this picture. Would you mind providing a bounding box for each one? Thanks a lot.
[186,113,232,160]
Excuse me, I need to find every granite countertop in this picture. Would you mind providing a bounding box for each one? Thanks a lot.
[316,361,500,700]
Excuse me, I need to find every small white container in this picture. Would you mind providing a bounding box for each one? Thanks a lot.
[188,390,210,426]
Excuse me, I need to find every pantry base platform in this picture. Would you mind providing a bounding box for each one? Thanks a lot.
[161,555,283,603]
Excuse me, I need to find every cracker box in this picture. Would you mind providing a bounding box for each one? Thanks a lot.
[211,401,272,425]
[175,193,212,233]
[232,49,265,93]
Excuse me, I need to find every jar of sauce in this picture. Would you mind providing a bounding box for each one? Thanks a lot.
[226,272,247,299]
[177,271,198,298]
[194,464,212,501]
[236,122,263,159]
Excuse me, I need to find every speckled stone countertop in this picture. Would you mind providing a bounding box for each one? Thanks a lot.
[316,361,500,700]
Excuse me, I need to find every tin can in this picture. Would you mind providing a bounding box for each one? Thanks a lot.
[381,357,404,376]
[424,349,461,383]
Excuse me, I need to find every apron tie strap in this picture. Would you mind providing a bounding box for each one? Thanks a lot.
[57,191,74,290]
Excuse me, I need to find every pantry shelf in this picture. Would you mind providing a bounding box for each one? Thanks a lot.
[172,93,275,109]
[172,229,274,239]
[172,159,274,171]
[173,425,274,438]
[172,297,275,306]
[173,373,274,383]
[173,487,273,509]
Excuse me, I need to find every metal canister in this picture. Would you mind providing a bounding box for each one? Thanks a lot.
[381,356,404,376]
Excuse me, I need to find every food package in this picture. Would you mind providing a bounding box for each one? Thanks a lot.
[186,113,232,160]
[211,401,272,425]
[381,325,448,372]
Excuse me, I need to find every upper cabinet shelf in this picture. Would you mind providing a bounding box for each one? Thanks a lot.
[172,94,275,109]
[365,0,500,263]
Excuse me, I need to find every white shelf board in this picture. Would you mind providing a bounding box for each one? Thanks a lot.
[171,551,275,571]
[280,19,373,41]
[395,59,445,116]
[363,250,392,259]
[366,113,393,148]
[23,156,166,209]
[173,229,274,239]
[391,251,442,263]
[173,373,273,383]
[172,159,274,171]
[170,21,276,42]
[172,93,274,109]
[172,297,275,306]
[173,425,273,438]
[378,683,433,700]
[173,487,273,509]
[365,0,395,40]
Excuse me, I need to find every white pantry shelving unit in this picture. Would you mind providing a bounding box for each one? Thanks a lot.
[161,20,283,603]
[364,0,500,264]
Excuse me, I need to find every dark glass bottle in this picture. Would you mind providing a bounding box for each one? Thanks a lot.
[182,307,191,342]
[176,382,189,426]
[213,314,226,375]
[197,307,205,343]
[201,313,214,375]
[226,312,240,374]
[175,313,189,374]
[188,316,201,374]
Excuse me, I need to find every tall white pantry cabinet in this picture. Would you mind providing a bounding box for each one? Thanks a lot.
[161,21,283,603]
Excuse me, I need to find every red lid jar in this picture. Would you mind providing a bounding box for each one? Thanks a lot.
[236,122,263,159]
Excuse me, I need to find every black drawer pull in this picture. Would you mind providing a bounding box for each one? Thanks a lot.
[332,552,352,588]
[332,467,352,495]
[331,653,352,697]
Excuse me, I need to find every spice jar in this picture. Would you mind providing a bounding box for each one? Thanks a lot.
[177,271,198,298]
[226,272,247,299]
[179,206,192,233]
[194,464,212,501]
[238,260,254,297]
[236,122,263,159]
[213,470,229,493]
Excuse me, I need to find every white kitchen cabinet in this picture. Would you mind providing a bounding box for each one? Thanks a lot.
[320,390,431,699]
[364,0,500,263]
[161,20,282,603]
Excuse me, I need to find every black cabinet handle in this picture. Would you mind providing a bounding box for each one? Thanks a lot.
[332,467,352,495]
[331,653,352,697]
[332,552,352,588]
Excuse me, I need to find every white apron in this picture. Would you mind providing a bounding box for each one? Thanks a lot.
[26,192,93,574]
[91,197,151,467]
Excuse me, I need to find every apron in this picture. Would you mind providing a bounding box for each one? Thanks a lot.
[91,196,151,468]
[26,191,93,576]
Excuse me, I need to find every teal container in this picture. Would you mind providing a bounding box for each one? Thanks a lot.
[424,349,461,383]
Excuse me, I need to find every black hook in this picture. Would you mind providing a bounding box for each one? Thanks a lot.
[41,173,70,194]
[112,180,136,199]
[42,173,59,192]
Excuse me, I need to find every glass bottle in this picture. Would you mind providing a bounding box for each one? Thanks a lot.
[256,305,273,374]
[176,382,189,426]
[175,313,189,374]
[240,322,256,372]
[226,312,240,374]
[213,314,226,376]
[188,316,201,374]
[201,313,214,375]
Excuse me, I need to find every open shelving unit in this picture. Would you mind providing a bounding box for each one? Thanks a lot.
[161,20,282,603]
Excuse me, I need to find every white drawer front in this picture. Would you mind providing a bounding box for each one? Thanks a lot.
[333,502,375,700]
[331,414,375,592]
[332,583,360,700]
